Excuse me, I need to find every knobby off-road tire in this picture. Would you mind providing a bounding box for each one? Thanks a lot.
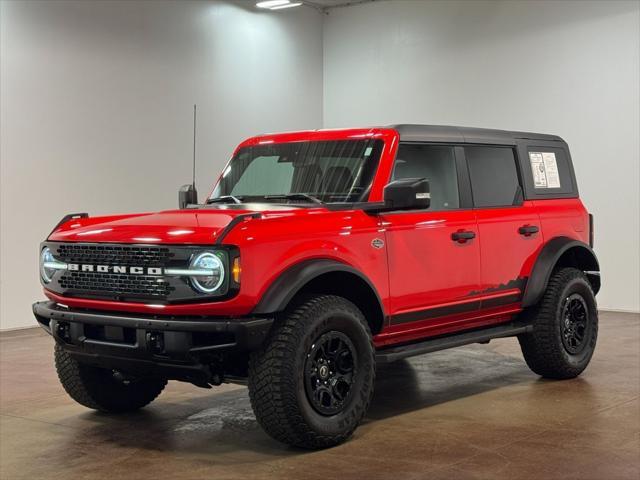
[55,344,167,412]
[518,267,598,379]
[248,295,376,449]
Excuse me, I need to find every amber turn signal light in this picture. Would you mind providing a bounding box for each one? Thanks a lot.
[232,257,241,283]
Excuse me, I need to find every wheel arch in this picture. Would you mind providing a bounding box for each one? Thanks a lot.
[522,236,600,308]
[252,259,386,335]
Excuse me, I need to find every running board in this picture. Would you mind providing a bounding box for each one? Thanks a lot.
[375,322,534,363]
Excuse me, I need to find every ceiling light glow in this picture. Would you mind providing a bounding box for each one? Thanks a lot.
[256,0,290,9]
[270,1,303,9]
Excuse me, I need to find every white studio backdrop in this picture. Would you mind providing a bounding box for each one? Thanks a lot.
[0,0,323,329]
[1,0,638,330]
[324,0,640,313]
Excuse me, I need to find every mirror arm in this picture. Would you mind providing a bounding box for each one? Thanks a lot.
[361,201,394,214]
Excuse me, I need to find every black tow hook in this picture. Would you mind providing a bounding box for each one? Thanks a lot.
[146,332,165,354]
[56,322,71,342]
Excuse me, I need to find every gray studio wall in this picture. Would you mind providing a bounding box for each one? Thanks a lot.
[324,0,640,313]
[0,0,323,329]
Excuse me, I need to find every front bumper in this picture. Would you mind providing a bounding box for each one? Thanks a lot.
[33,301,273,383]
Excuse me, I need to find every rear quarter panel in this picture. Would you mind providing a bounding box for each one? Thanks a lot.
[533,198,590,245]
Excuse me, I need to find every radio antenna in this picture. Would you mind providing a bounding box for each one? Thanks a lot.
[192,104,197,188]
[178,104,199,209]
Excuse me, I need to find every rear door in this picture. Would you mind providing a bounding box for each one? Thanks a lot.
[464,145,543,309]
[378,143,482,345]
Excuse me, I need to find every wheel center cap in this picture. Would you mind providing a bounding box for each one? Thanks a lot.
[319,365,329,379]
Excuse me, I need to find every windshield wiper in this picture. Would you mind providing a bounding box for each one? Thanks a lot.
[206,195,243,205]
[263,193,324,204]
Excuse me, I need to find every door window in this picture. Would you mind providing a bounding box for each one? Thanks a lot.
[392,144,460,210]
[465,146,521,207]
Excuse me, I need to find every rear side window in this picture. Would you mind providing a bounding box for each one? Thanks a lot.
[465,146,521,207]
[523,146,576,197]
[392,144,460,210]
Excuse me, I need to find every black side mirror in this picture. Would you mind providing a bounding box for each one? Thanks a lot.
[179,184,198,209]
[383,178,430,210]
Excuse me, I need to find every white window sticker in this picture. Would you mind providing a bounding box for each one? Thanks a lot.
[529,152,547,187]
[542,152,561,188]
[529,152,561,189]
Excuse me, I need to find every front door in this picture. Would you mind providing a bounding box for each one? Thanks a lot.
[378,143,481,346]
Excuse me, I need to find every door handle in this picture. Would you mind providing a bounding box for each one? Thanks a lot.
[451,230,476,243]
[518,225,539,236]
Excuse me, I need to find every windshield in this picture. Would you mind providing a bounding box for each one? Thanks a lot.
[210,139,384,204]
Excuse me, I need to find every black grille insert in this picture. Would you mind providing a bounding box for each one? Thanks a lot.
[56,244,173,266]
[59,272,173,298]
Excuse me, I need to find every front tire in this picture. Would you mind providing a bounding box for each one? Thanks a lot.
[55,344,167,412]
[518,267,598,379]
[248,295,375,449]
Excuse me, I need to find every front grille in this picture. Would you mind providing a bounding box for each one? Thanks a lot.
[59,271,173,298]
[53,243,175,300]
[44,241,235,303]
[56,244,173,265]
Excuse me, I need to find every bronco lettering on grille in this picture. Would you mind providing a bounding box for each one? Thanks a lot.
[67,264,163,275]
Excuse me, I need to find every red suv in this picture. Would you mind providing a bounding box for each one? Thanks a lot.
[34,125,600,449]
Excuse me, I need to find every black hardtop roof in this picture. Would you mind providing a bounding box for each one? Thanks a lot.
[387,124,564,145]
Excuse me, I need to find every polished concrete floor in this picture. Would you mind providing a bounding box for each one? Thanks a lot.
[0,311,638,480]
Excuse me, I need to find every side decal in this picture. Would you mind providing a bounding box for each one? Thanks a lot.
[390,300,481,325]
[389,277,527,326]
[467,277,528,298]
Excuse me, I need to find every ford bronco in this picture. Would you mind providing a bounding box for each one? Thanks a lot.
[33,125,600,449]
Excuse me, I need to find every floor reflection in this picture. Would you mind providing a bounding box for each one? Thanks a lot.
[58,345,538,459]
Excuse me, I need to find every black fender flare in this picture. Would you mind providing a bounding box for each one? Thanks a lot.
[522,236,600,308]
[252,259,385,317]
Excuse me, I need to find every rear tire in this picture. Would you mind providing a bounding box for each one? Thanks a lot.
[55,344,167,412]
[248,295,375,449]
[518,267,598,379]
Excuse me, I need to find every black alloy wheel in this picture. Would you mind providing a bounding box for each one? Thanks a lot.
[561,293,590,354]
[304,331,357,416]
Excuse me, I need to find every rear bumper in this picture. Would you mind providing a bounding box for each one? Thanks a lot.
[33,301,273,383]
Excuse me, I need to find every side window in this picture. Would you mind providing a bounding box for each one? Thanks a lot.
[465,146,521,207]
[392,144,460,210]
[524,146,576,196]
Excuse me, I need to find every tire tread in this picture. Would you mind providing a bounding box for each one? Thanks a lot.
[55,344,166,412]
[248,295,375,449]
[519,267,598,379]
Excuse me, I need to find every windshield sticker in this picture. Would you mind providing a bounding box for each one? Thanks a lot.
[364,146,373,157]
[529,152,561,189]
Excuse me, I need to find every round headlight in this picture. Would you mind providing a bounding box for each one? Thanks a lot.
[189,252,225,293]
[40,247,56,283]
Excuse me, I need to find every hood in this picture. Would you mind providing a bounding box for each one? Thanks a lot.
[47,205,301,244]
